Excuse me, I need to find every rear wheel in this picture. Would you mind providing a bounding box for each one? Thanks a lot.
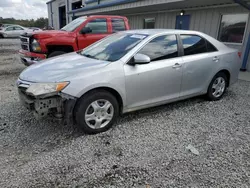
[206,72,228,101]
[75,90,119,134]
[0,34,4,38]
[48,51,66,58]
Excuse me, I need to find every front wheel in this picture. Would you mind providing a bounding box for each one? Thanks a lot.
[74,90,119,134]
[206,72,228,101]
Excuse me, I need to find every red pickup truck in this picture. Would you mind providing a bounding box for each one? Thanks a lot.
[19,15,130,66]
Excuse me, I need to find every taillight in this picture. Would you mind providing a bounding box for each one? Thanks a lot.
[238,52,242,58]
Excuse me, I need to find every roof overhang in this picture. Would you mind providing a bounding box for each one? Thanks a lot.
[233,0,250,10]
[46,0,57,4]
[68,0,249,16]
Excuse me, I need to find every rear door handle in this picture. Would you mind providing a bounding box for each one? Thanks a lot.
[213,56,219,62]
[172,63,182,68]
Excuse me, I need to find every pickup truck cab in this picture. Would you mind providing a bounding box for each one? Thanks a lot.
[19,15,130,66]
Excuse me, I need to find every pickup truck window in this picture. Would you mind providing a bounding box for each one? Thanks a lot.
[80,33,148,62]
[111,19,126,32]
[61,17,87,32]
[84,19,107,34]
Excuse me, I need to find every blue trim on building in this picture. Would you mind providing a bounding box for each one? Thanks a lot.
[85,0,98,4]
[68,0,138,14]
[233,0,250,10]
[241,33,250,70]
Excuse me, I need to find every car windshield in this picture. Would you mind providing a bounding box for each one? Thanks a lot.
[61,17,87,32]
[80,33,148,62]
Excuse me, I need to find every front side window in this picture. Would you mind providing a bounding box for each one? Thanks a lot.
[181,35,207,56]
[139,35,178,61]
[112,18,126,32]
[85,18,108,34]
[6,27,14,31]
[61,16,87,32]
[144,18,155,29]
[14,27,24,30]
[80,33,148,62]
[218,14,248,44]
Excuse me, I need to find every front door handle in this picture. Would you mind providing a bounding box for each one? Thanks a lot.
[172,63,182,68]
[213,56,219,62]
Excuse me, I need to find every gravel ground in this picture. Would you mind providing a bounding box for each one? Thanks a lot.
[0,38,250,188]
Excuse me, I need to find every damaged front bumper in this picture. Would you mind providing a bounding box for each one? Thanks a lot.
[17,80,76,123]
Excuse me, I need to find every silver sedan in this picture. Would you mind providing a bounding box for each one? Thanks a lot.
[17,29,241,134]
[0,25,33,38]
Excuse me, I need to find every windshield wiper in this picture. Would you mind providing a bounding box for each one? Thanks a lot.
[83,54,102,61]
[83,54,95,59]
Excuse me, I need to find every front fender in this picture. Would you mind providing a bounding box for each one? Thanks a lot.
[61,61,126,106]
[62,83,126,108]
[76,83,126,105]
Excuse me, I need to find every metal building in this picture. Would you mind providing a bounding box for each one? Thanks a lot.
[47,0,250,71]
[47,0,85,29]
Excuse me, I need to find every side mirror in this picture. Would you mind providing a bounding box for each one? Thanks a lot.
[80,27,92,34]
[128,53,151,65]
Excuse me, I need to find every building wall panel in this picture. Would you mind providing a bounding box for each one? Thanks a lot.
[126,6,249,53]
[47,0,250,70]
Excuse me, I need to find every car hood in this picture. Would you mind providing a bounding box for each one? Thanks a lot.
[32,30,74,39]
[19,52,110,83]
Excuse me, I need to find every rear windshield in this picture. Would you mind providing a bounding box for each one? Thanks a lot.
[61,17,87,32]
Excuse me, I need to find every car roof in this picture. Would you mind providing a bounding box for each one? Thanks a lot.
[88,15,127,19]
[122,29,228,50]
[6,24,22,27]
[123,29,204,36]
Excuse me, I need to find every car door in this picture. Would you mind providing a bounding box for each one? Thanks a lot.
[4,26,15,37]
[179,34,220,97]
[77,18,111,50]
[14,26,25,37]
[124,34,183,110]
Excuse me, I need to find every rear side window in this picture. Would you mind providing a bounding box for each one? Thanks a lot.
[181,35,217,55]
[112,18,126,32]
[181,35,207,55]
[206,40,217,52]
[85,18,107,34]
[139,35,178,61]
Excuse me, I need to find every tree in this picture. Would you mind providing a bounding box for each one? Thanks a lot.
[0,17,48,28]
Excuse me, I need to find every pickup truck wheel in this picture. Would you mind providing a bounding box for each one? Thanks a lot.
[75,90,119,134]
[48,51,66,58]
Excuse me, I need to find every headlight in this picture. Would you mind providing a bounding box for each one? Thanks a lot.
[26,82,69,96]
[31,39,41,52]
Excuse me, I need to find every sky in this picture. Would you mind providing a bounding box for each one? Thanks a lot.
[0,0,48,20]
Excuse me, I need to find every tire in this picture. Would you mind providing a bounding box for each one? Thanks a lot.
[48,51,66,58]
[0,34,4,39]
[74,90,119,134]
[206,72,228,101]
